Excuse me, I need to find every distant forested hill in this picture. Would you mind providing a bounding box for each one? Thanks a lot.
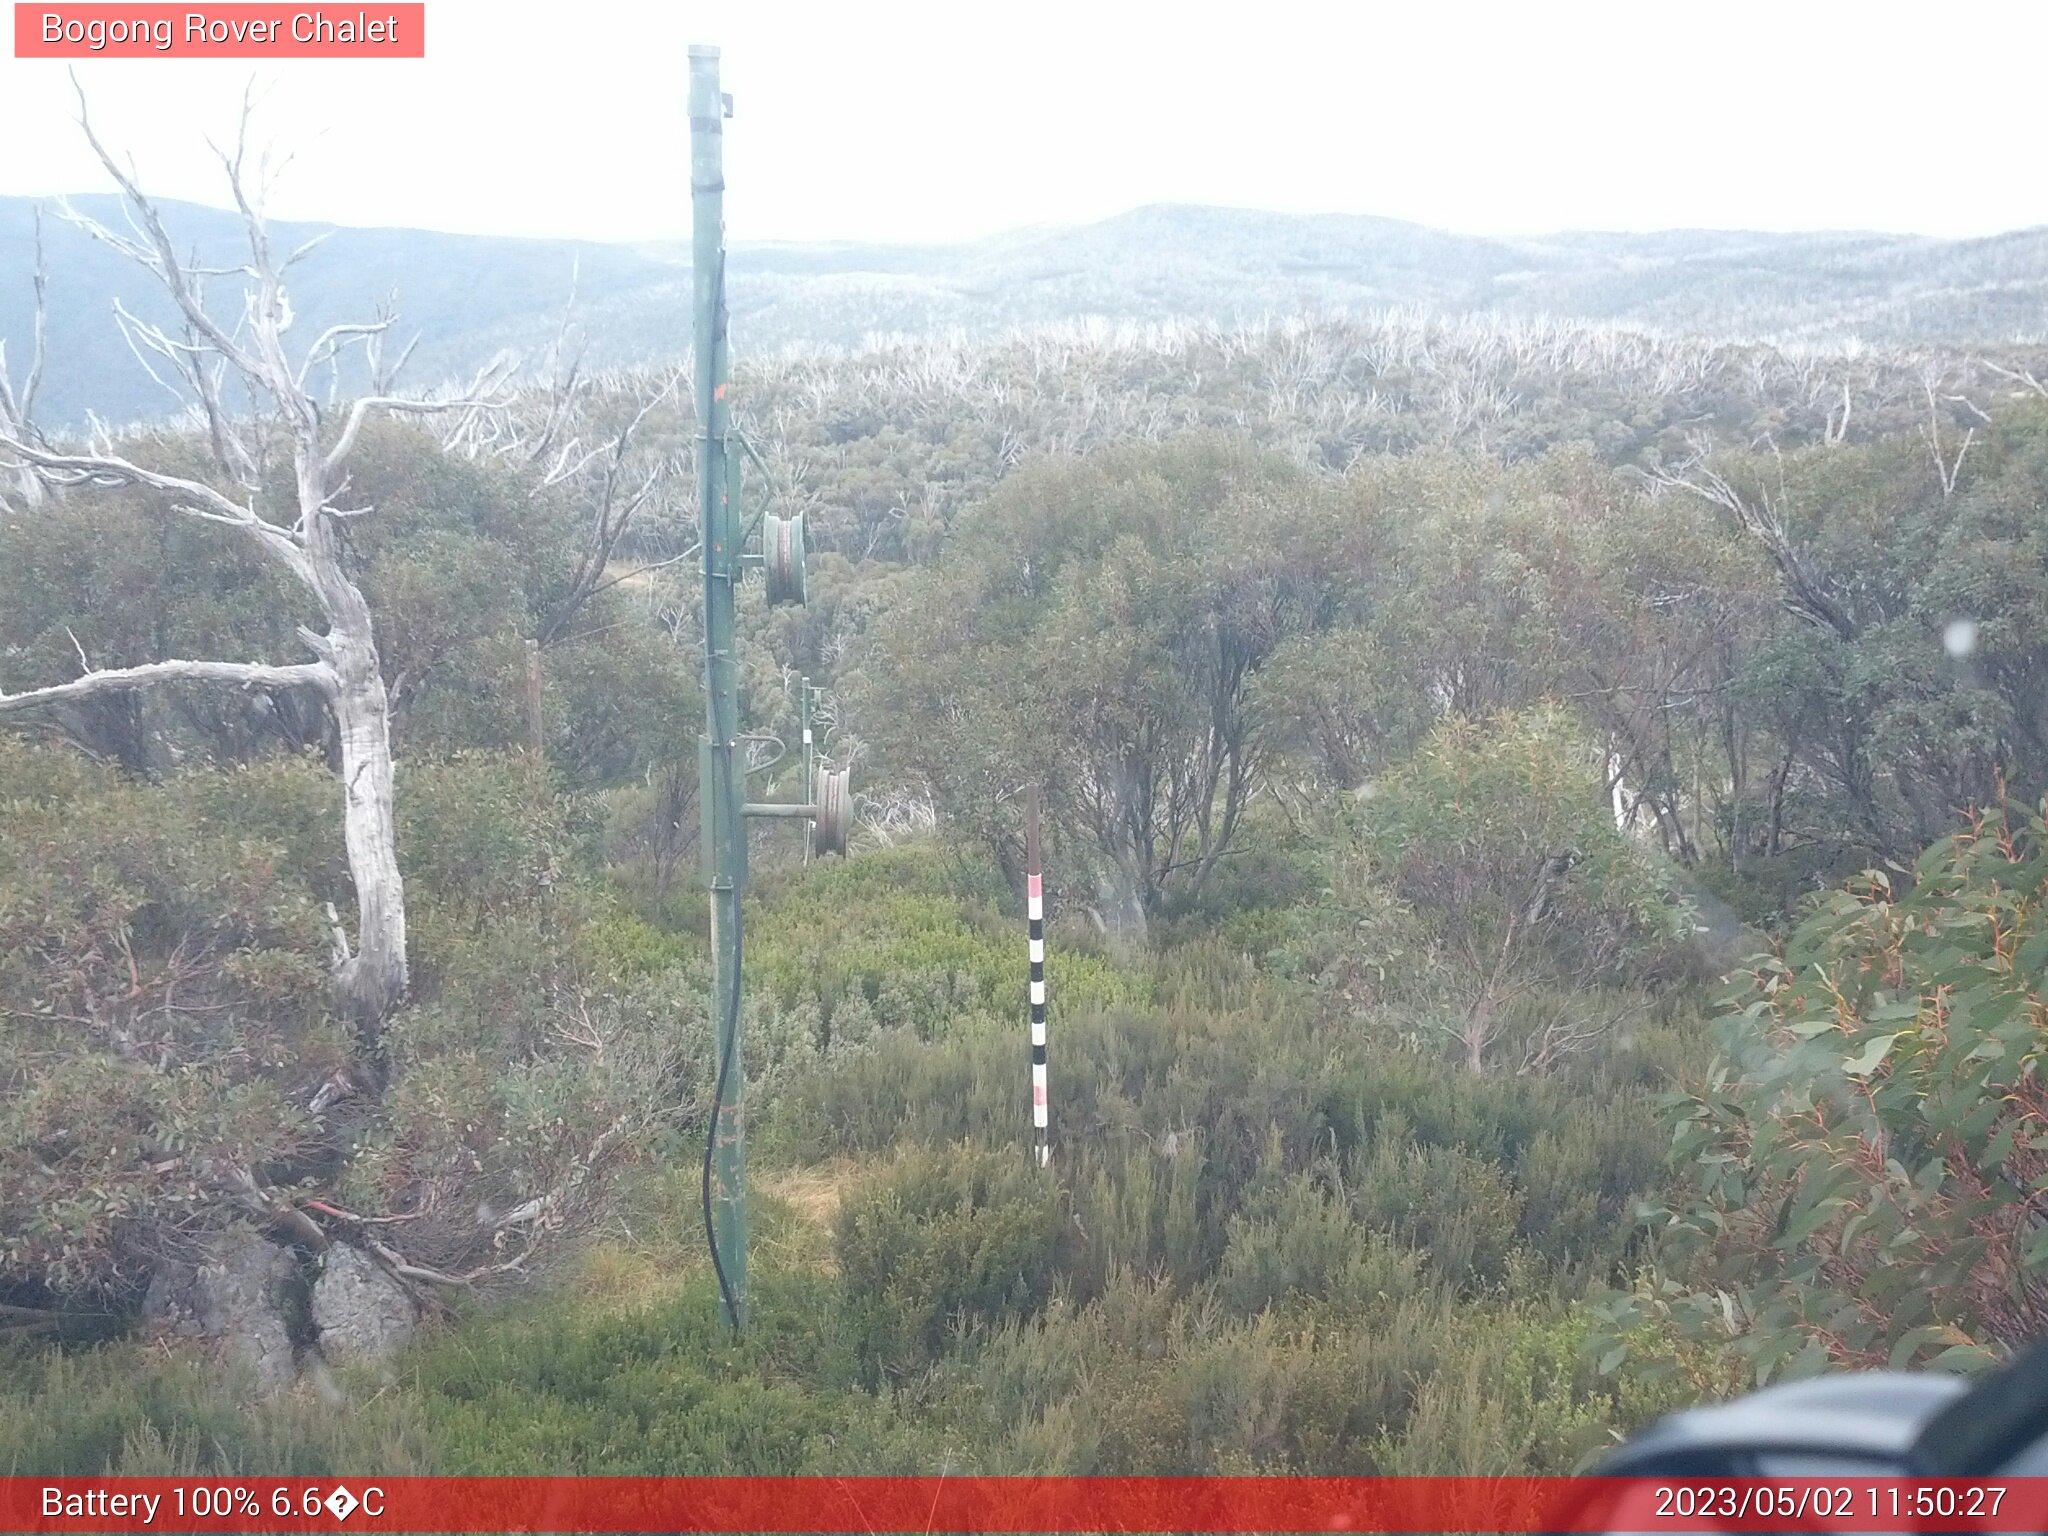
[5,195,2047,426]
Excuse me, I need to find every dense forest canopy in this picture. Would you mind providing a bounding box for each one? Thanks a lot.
[2,168,2046,1478]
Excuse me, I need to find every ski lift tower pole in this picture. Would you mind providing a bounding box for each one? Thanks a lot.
[691,42,748,1333]
[688,44,847,1335]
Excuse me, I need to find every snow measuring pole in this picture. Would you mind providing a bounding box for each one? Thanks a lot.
[1026,787,1051,1167]
[692,44,853,1334]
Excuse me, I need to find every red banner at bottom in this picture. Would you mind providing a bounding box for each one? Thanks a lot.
[6,1476,2046,1533]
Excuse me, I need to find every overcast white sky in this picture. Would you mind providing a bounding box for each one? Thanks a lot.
[2,0,2044,246]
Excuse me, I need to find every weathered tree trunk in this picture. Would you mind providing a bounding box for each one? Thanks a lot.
[1461,1005,1491,1075]
[332,642,408,1028]
[302,496,410,1029]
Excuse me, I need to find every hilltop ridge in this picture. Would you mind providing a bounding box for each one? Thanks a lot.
[4,195,2044,426]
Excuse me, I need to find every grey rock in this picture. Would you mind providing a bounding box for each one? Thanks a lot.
[140,1229,301,1392]
[311,1243,417,1364]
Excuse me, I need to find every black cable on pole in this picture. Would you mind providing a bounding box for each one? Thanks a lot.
[700,912,742,1325]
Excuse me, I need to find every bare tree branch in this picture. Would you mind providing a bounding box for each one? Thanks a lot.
[1922,372,1976,498]
[1647,442,1858,642]
[64,77,272,393]
[0,658,332,716]
[363,1232,537,1290]
[321,349,518,479]
[297,317,393,391]
[1984,359,2048,399]
[0,206,50,507]
[535,366,686,643]
[0,206,48,439]
[0,435,312,577]
[524,258,587,467]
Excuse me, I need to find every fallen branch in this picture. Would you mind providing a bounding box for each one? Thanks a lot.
[481,1116,633,1233]
[0,1301,91,1321]
[220,1163,330,1251]
[300,1198,422,1227]
[363,1232,538,1289]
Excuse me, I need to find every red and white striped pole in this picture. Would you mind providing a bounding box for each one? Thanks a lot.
[1026,785,1049,1168]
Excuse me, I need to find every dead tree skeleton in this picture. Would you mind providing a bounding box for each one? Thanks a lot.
[1647,439,1857,644]
[0,91,511,1032]
[0,207,48,508]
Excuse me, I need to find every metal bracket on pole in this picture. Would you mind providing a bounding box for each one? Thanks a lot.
[801,678,816,863]
[744,802,821,820]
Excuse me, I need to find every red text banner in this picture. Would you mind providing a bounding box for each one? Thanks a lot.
[14,5,425,57]
[4,1476,2047,1533]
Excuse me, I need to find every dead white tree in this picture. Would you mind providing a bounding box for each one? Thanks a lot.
[0,206,48,508]
[1985,359,2048,400]
[532,367,689,645]
[1647,439,1858,642]
[1921,372,1977,498]
[0,91,511,1030]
